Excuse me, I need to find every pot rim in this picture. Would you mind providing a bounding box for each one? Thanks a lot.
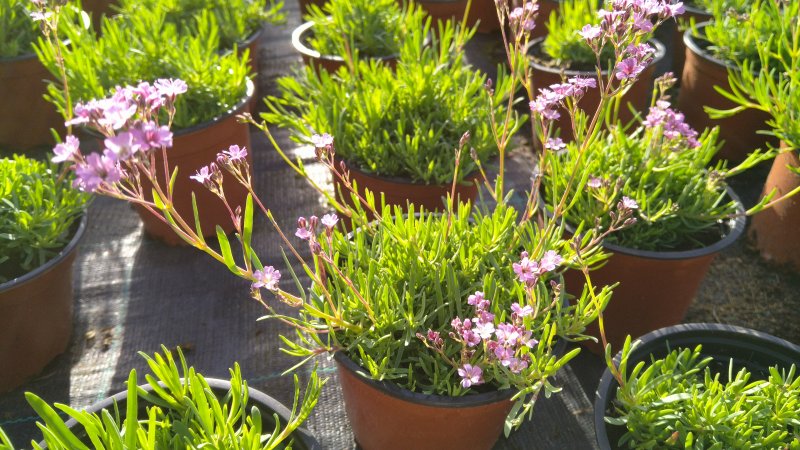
[48,378,321,450]
[0,211,87,293]
[681,2,712,18]
[0,50,38,64]
[599,186,746,260]
[291,19,400,64]
[682,21,740,71]
[239,24,265,49]
[593,322,800,450]
[527,37,666,77]
[336,156,480,188]
[173,78,255,137]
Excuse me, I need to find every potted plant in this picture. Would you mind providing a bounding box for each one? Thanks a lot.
[292,0,425,73]
[48,0,685,448]
[707,10,800,270]
[115,0,285,74]
[274,21,516,213]
[33,3,253,245]
[542,73,782,352]
[0,346,322,449]
[677,0,788,162]
[415,0,502,33]
[0,0,67,151]
[594,323,800,449]
[527,0,666,140]
[0,154,89,393]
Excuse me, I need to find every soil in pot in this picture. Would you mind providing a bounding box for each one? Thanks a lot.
[594,323,800,450]
[527,38,665,142]
[334,351,516,450]
[677,25,779,163]
[748,148,800,271]
[291,20,400,74]
[133,87,253,246]
[333,158,479,217]
[563,188,746,354]
[0,215,87,394]
[0,54,65,151]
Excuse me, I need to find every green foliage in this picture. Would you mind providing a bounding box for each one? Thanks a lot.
[116,0,285,51]
[0,0,39,58]
[683,0,750,15]
[544,123,744,251]
[0,155,88,283]
[707,2,800,151]
[34,5,251,130]
[697,0,791,67]
[303,0,422,58]
[15,346,323,450]
[265,22,520,184]
[541,0,614,68]
[608,345,800,449]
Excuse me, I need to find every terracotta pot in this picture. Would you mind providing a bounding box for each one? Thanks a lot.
[82,0,117,30]
[0,53,65,151]
[677,24,779,163]
[563,187,746,353]
[239,25,265,78]
[748,147,800,270]
[416,0,500,33]
[291,20,400,74]
[670,4,711,84]
[532,0,561,39]
[334,351,515,450]
[334,158,479,216]
[134,84,253,245]
[527,38,665,141]
[594,323,800,450]
[0,214,86,394]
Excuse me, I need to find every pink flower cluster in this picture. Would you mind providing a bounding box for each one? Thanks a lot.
[644,100,700,148]
[512,250,563,287]
[507,2,539,35]
[529,77,597,123]
[295,213,339,241]
[443,291,542,388]
[53,79,187,193]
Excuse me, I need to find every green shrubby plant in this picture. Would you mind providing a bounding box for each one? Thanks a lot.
[117,0,285,51]
[0,0,38,58]
[35,6,250,130]
[5,347,322,449]
[0,154,88,283]
[544,75,774,251]
[266,22,518,184]
[541,0,615,68]
[303,0,424,58]
[607,344,800,448]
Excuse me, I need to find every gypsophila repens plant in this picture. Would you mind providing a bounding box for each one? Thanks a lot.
[303,0,424,59]
[709,1,800,157]
[543,73,777,251]
[0,0,39,58]
[694,0,791,68]
[265,20,517,185]
[117,0,285,51]
[541,0,617,69]
[42,0,691,433]
[606,343,800,449]
[16,346,323,450]
[0,154,88,283]
[33,3,250,130]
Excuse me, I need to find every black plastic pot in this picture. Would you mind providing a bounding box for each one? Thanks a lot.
[594,323,800,450]
[41,378,321,449]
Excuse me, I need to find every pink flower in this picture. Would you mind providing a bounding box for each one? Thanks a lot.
[615,57,644,80]
[321,213,339,230]
[539,250,563,272]
[587,176,603,189]
[621,196,639,210]
[252,266,281,291]
[52,135,81,163]
[154,78,188,99]
[545,137,567,154]
[222,145,248,162]
[131,121,173,152]
[311,133,334,148]
[104,132,140,160]
[97,99,137,130]
[513,251,540,285]
[295,227,312,241]
[473,321,495,340]
[190,165,214,184]
[74,150,122,192]
[578,24,602,43]
[458,364,484,388]
[511,302,533,317]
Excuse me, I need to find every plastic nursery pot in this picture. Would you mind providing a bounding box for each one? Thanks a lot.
[0,214,87,394]
[39,378,321,449]
[563,187,746,354]
[81,0,118,30]
[677,23,779,163]
[0,52,65,151]
[414,0,501,33]
[334,158,480,217]
[531,0,561,39]
[594,323,800,450]
[239,25,265,81]
[133,81,254,246]
[292,20,400,74]
[748,146,800,271]
[670,3,711,85]
[526,38,665,142]
[334,351,514,450]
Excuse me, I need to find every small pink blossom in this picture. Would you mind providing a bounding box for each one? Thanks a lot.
[539,250,563,272]
[74,150,122,192]
[311,133,334,148]
[321,213,339,230]
[131,121,173,151]
[190,165,214,184]
[252,266,281,291]
[154,78,188,99]
[222,145,248,162]
[52,135,81,163]
[578,24,602,43]
[587,176,603,189]
[511,302,533,317]
[545,137,567,154]
[621,196,639,210]
[458,364,484,388]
